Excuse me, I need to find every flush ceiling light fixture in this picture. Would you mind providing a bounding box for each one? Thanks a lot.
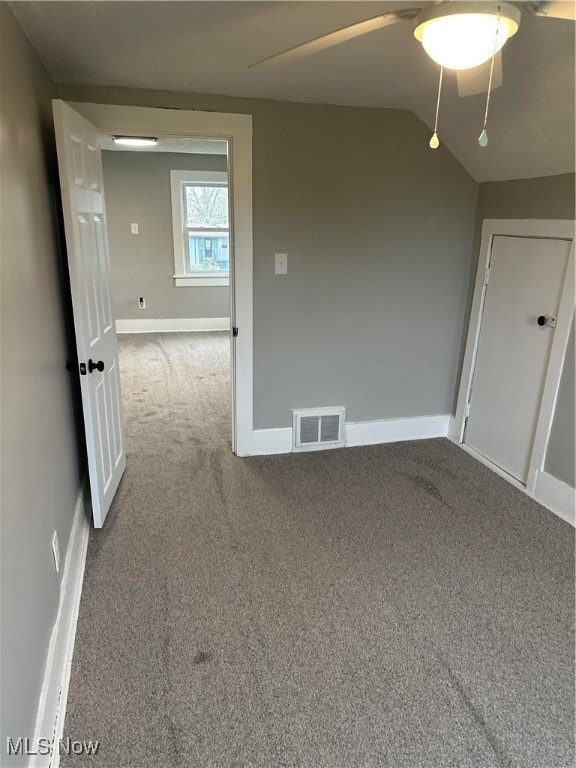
[413,1,520,71]
[112,136,158,147]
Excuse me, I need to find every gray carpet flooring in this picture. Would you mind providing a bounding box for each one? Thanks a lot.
[61,332,574,768]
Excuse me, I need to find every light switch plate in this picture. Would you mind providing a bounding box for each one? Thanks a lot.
[275,253,288,275]
[131,223,139,235]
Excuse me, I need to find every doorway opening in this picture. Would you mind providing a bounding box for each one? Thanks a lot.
[100,135,233,458]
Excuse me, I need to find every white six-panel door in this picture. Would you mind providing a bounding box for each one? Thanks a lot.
[53,100,126,527]
[464,235,571,484]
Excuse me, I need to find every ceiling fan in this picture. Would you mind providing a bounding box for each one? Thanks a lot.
[249,1,576,99]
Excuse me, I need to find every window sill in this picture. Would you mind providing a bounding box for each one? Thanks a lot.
[174,275,230,287]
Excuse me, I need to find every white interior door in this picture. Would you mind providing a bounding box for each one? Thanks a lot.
[464,235,571,483]
[53,100,126,527]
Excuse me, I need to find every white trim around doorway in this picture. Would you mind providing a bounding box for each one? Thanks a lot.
[68,102,253,455]
[453,218,575,524]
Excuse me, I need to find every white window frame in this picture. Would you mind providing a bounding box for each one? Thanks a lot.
[170,170,230,287]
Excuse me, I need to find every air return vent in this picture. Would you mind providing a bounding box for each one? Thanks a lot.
[293,407,345,452]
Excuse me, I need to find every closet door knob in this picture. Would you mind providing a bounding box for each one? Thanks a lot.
[537,315,556,328]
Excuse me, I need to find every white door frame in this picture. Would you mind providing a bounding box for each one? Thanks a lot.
[66,102,254,456]
[454,219,575,495]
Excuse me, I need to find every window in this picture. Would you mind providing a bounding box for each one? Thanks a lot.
[170,170,229,286]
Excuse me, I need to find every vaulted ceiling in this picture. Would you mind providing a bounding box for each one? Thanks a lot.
[10,1,576,181]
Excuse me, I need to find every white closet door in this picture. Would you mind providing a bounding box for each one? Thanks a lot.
[465,235,570,483]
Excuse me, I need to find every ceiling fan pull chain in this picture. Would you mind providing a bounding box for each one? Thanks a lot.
[479,5,502,147]
[429,66,443,149]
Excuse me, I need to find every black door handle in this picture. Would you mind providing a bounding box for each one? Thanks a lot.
[88,359,105,373]
[537,315,547,326]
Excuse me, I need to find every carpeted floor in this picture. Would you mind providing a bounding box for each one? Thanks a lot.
[61,332,574,768]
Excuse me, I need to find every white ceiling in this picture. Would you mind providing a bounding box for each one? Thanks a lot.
[10,1,576,181]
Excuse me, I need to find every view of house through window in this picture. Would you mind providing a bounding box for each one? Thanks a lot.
[183,183,229,274]
[170,169,230,286]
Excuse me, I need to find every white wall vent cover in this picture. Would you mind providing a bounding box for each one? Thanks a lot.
[293,407,345,452]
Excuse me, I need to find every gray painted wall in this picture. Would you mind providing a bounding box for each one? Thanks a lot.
[102,150,229,320]
[61,85,479,429]
[0,6,84,765]
[476,174,576,221]
[475,174,576,488]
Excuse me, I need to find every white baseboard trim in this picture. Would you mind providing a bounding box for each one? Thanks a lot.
[447,414,460,442]
[250,415,450,457]
[30,487,90,768]
[252,427,293,455]
[346,414,449,447]
[115,317,230,333]
[533,470,575,527]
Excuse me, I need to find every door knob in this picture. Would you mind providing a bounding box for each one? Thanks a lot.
[537,315,557,328]
[88,359,105,373]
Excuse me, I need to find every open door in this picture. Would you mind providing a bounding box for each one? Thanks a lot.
[53,99,126,528]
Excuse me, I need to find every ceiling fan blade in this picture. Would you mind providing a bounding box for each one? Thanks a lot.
[249,8,420,69]
[457,51,503,97]
[525,1,576,21]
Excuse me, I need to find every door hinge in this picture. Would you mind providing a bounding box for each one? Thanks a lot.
[232,327,239,338]
[484,264,491,285]
[464,401,471,419]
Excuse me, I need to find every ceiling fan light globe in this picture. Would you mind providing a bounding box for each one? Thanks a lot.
[414,2,520,71]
